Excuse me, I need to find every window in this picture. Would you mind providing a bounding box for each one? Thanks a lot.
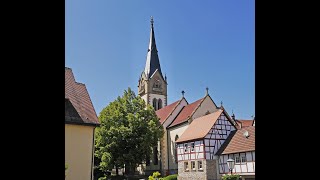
[153,146,158,165]
[191,142,195,152]
[184,143,188,153]
[184,162,189,171]
[235,156,240,164]
[191,161,196,171]
[158,99,162,109]
[241,156,247,164]
[198,161,203,170]
[153,98,157,110]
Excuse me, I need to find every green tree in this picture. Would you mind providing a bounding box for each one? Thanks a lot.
[95,88,164,176]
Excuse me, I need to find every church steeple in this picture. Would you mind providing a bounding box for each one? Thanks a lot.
[138,16,167,109]
[144,16,163,79]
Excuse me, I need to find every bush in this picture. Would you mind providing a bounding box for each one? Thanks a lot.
[222,174,240,180]
[148,171,161,180]
[162,174,177,180]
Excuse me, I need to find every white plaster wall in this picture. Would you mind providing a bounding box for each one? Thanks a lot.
[191,96,217,120]
[168,123,189,169]
[218,152,255,174]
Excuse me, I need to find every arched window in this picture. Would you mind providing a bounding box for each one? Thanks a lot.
[153,98,157,110]
[158,99,162,110]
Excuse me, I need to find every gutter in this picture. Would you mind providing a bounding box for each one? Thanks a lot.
[167,129,170,175]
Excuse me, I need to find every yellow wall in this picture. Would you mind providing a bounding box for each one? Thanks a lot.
[65,124,95,180]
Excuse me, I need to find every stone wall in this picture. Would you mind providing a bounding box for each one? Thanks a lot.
[177,160,218,180]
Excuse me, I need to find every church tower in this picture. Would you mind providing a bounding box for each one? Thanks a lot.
[138,17,167,110]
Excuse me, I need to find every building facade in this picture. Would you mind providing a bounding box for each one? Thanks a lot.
[137,17,254,180]
[65,67,100,180]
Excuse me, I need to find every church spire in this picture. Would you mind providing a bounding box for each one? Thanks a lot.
[144,16,163,79]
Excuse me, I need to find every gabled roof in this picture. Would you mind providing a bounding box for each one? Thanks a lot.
[65,67,100,126]
[216,126,255,155]
[175,109,223,143]
[156,99,181,124]
[168,97,204,128]
[236,120,254,127]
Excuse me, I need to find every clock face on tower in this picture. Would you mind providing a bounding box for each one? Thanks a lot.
[153,77,162,92]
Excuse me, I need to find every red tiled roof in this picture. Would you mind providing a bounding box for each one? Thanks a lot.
[168,98,204,128]
[155,100,180,124]
[65,67,100,126]
[217,126,255,155]
[237,120,254,128]
[176,109,223,143]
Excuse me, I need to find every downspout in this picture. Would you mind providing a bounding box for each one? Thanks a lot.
[167,128,170,175]
[91,127,96,180]
[159,141,162,174]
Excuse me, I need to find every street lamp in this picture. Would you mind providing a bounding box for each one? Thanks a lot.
[227,159,235,174]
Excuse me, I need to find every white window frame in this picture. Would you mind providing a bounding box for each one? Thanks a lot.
[241,155,247,164]
[191,161,196,171]
[184,143,188,153]
[191,142,195,152]
[198,161,203,170]
[235,156,240,164]
[184,161,189,171]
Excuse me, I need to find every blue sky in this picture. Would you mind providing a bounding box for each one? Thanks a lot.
[65,0,255,119]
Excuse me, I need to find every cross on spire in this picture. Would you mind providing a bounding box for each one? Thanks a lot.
[150,16,154,26]
[182,90,185,97]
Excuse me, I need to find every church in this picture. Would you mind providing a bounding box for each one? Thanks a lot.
[137,17,255,180]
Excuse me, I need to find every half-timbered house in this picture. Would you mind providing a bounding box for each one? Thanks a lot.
[216,126,255,180]
[175,109,237,180]
[135,17,254,179]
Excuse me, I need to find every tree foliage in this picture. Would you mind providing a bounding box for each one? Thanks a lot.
[95,88,164,175]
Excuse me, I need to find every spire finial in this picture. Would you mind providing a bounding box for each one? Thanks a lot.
[181,90,185,98]
[220,101,223,107]
[150,16,154,26]
[206,87,209,95]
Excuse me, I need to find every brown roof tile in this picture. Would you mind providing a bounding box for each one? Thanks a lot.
[237,120,254,127]
[156,100,181,124]
[168,98,204,128]
[176,109,223,143]
[65,67,100,126]
[217,126,255,155]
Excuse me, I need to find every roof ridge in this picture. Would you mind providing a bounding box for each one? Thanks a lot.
[167,106,186,128]
[188,96,206,120]
[161,97,186,125]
